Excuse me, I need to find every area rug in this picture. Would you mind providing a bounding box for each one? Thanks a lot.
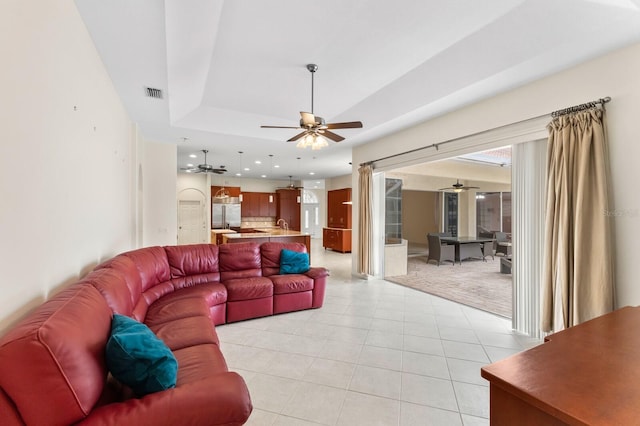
[385,256,512,318]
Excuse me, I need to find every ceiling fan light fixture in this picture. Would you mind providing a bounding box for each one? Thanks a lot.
[296,133,329,150]
[311,135,329,150]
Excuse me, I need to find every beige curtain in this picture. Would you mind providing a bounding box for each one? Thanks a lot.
[358,164,374,275]
[542,108,613,332]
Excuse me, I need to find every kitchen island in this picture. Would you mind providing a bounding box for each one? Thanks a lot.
[222,229,311,261]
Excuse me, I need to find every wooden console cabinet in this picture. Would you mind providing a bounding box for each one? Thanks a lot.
[481,306,640,425]
[322,228,351,253]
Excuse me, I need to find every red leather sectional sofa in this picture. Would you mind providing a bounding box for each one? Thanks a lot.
[0,241,328,425]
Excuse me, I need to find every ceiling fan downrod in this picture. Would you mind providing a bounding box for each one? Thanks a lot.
[307,63,318,114]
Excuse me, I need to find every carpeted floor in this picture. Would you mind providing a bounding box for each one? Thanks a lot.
[386,255,512,318]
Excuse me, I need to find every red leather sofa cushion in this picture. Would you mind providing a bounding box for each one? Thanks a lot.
[219,243,262,281]
[123,246,171,292]
[270,274,314,294]
[0,387,22,425]
[149,316,220,351]
[95,254,142,312]
[225,277,274,302]
[261,242,308,276]
[88,267,135,316]
[165,244,220,279]
[144,295,211,326]
[0,284,112,426]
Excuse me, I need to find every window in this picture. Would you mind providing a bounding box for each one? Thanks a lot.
[476,192,511,234]
[385,178,402,241]
[444,192,458,236]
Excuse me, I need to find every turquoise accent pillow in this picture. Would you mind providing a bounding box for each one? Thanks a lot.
[279,248,310,274]
[105,314,178,396]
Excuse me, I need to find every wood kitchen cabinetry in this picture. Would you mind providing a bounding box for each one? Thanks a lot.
[327,188,352,228]
[323,188,352,252]
[241,192,276,217]
[276,189,300,231]
[323,228,351,253]
[211,186,241,198]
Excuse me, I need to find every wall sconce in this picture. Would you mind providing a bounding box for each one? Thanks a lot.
[269,194,274,203]
[296,195,301,203]
[239,193,243,202]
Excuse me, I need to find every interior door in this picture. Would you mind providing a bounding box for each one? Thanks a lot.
[178,200,205,244]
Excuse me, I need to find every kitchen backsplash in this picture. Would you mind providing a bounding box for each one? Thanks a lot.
[241,218,277,228]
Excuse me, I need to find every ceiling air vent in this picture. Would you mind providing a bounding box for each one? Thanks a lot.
[145,87,163,99]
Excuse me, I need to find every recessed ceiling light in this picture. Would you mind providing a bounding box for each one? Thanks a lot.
[309,172,315,175]
[186,163,194,167]
[189,154,197,158]
[274,165,280,168]
[236,173,242,177]
[243,167,250,171]
[255,160,261,164]
[185,170,192,173]
[261,174,267,178]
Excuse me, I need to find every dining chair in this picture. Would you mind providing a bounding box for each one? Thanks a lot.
[427,234,455,266]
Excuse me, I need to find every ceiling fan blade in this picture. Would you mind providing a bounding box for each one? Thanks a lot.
[261,125,300,129]
[300,112,316,127]
[325,121,363,129]
[287,131,308,142]
[322,130,345,142]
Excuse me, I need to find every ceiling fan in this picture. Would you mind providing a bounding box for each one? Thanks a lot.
[181,149,227,174]
[261,64,363,146]
[277,176,304,190]
[438,179,480,193]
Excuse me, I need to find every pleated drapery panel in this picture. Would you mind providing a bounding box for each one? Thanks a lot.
[358,164,374,276]
[542,108,614,332]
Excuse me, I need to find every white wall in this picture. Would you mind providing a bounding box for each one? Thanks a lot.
[0,1,135,332]
[326,174,352,190]
[354,42,640,308]
[142,141,177,247]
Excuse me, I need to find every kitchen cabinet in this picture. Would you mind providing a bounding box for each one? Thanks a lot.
[276,189,300,231]
[324,188,352,252]
[211,185,241,198]
[240,192,276,217]
[323,228,351,253]
[327,188,352,229]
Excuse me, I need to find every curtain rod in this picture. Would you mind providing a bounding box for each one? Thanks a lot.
[360,96,611,167]
[550,96,610,117]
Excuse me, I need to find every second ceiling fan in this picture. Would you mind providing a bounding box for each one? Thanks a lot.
[438,179,480,193]
[261,64,363,147]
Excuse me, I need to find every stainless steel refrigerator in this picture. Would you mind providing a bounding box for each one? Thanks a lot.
[212,199,241,229]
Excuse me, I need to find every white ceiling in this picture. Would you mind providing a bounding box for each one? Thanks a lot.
[75,0,640,181]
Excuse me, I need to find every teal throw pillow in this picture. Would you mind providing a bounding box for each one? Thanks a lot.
[279,248,310,274]
[105,314,178,396]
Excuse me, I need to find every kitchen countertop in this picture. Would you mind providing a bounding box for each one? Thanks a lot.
[223,228,309,239]
[211,229,237,234]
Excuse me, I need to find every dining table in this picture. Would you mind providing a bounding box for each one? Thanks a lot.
[440,236,494,264]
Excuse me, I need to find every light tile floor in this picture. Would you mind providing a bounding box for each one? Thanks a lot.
[217,240,541,426]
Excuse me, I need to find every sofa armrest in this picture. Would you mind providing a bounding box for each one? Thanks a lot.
[78,372,251,426]
[305,267,329,280]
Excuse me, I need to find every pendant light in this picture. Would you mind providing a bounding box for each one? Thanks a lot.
[268,154,274,203]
